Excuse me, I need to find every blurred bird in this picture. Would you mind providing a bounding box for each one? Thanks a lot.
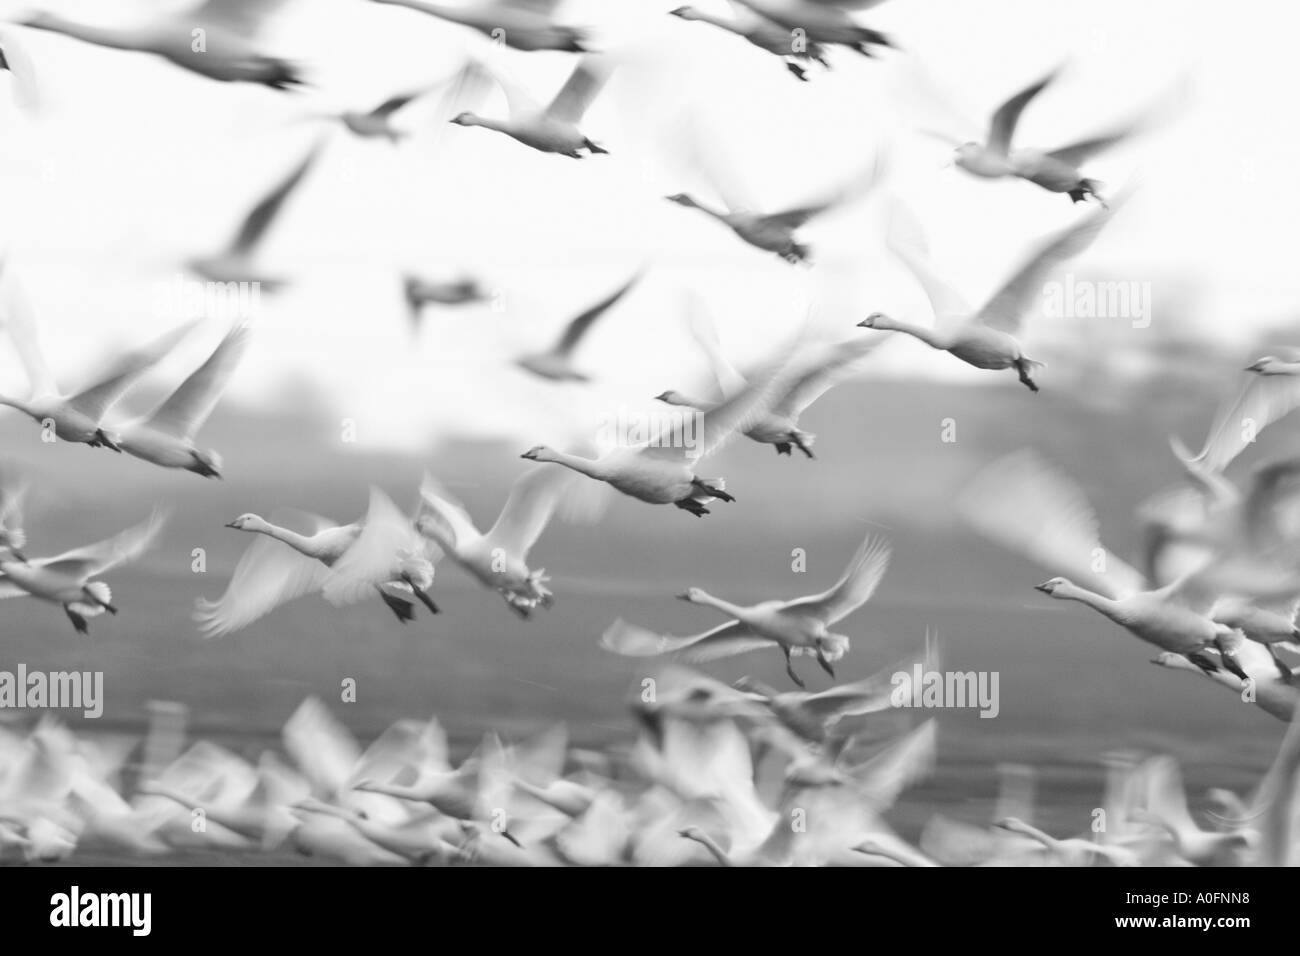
[404,274,488,326]
[602,532,891,686]
[370,0,588,52]
[515,271,642,381]
[668,6,830,81]
[731,0,892,59]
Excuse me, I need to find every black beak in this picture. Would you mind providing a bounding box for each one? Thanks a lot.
[1033,583,1052,594]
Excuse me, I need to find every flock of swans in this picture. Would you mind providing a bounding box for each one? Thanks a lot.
[1,0,1300,866]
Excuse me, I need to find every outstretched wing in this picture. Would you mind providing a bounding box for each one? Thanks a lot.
[771,335,880,419]
[1187,373,1300,476]
[0,267,58,396]
[957,449,1147,600]
[600,617,772,661]
[67,320,198,423]
[191,0,293,40]
[886,201,972,333]
[549,271,642,358]
[784,533,892,624]
[415,473,482,550]
[546,57,612,124]
[227,140,323,256]
[323,487,429,607]
[484,468,573,559]
[987,69,1058,156]
[39,509,168,579]
[142,323,251,439]
[758,152,884,231]
[977,198,1121,335]
[194,533,331,639]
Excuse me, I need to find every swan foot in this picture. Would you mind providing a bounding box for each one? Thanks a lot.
[783,646,806,688]
[774,443,792,456]
[1220,650,1250,682]
[1014,359,1041,393]
[64,606,88,635]
[781,243,810,265]
[785,61,809,81]
[674,498,710,517]
[379,589,416,623]
[500,829,523,848]
[816,650,836,678]
[791,436,815,459]
[91,429,123,452]
[583,139,609,155]
[692,479,734,502]
[1067,180,1107,207]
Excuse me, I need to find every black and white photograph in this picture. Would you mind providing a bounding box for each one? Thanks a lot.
[0,0,1293,923]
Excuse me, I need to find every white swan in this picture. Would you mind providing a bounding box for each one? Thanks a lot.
[1174,353,1300,476]
[450,57,612,157]
[194,507,433,639]
[731,0,892,59]
[862,198,1120,391]
[515,271,642,382]
[959,449,1255,673]
[188,139,324,288]
[19,0,302,89]
[115,323,252,478]
[520,352,794,516]
[934,67,1156,205]
[0,509,166,634]
[658,304,880,457]
[993,817,1140,866]
[320,486,440,617]
[668,6,830,81]
[601,532,891,687]
[1151,647,1299,722]
[1131,755,1252,864]
[415,469,576,617]
[0,271,197,449]
[370,0,588,53]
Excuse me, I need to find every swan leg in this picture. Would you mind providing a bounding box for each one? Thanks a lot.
[64,606,88,635]
[692,479,734,502]
[92,429,123,452]
[378,588,415,623]
[791,436,815,459]
[1268,646,1293,682]
[784,60,808,81]
[773,443,792,456]
[674,498,710,517]
[782,243,810,265]
[500,828,523,848]
[1186,649,1221,676]
[583,139,609,155]
[1014,360,1040,393]
[782,646,806,689]
[816,649,836,678]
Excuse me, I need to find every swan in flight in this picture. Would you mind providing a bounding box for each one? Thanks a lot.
[0,509,166,634]
[18,0,303,90]
[450,57,612,158]
[601,532,892,687]
[862,198,1120,392]
[958,449,1260,676]
[404,274,488,326]
[668,6,830,82]
[993,817,1141,866]
[318,487,440,618]
[188,139,324,288]
[370,0,588,53]
[194,506,434,639]
[731,0,893,60]
[0,273,198,450]
[932,67,1160,205]
[1151,646,1299,722]
[328,86,442,141]
[665,152,883,265]
[515,271,641,382]
[415,469,578,617]
[114,323,253,479]
[520,352,796,516]
[657,303,880,457]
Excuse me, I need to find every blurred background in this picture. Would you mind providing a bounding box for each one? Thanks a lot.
[2,0,1299,843]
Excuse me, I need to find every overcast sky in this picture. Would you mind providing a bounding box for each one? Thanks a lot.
[0,0,1295,451]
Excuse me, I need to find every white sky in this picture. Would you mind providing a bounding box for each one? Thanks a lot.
[0,0,1297,451]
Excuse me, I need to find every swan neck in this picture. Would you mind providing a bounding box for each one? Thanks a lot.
[543,451,604,480]
[879,318,948,349]
[28,15,137,50]
[687,832,733,866]
[250,521,315,555]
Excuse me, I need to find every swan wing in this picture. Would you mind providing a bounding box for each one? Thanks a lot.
[67,320,198,422]
[415,473,481,550]
[190,0,293,41]
[600,618,770,661]
[771,335,880,418]
[957,449,1145,600]
[987,68,1058,155]
[546,57,612,124]
[0,267,57,396]
[977,198,1121,335]
[227,139,322,256]
[1189,374,1300,475]
[885,200,972,333]
[785,532,892,624]
[193,534,331,638]
[282,697,363,799]
[483,468,571,559]
[142,323,251,439]
[686,295,747,397]
[492,0,563,14]
[323,486,430,607]
[39,509,168,579]
[0,577,28,599]
[549,270,641,358]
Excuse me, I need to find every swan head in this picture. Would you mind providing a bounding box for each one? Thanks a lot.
[668,6,702,18]
[1246,355,1291,375]
[224,513,265,531]
[858,311,894,331]
[520,445,559,462]
[664,193,698,208]
[676,587,707,603]
[655,390,695,407]
[677,825,708,842]
[1033,576,1072,597]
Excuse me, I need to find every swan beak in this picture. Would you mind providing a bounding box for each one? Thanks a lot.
[675,591,692,601]
[1245,361,1266,372]
[1033,581,1053,594]
[223,521,239,529]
